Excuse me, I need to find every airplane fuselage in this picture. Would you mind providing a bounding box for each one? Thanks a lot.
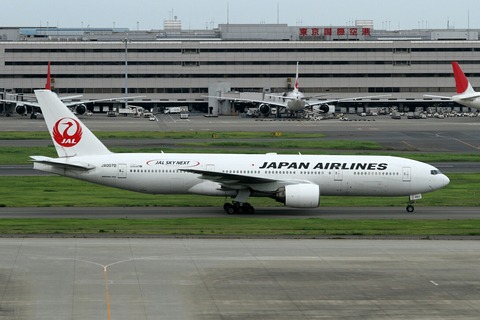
[34,153,449,198]
[285,90,306,111]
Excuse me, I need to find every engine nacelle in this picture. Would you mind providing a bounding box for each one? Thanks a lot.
[314,104,335,114]
[15,104,27,115]
[275,184,320,208]
[258,103,271,116]
[74,104,87,115]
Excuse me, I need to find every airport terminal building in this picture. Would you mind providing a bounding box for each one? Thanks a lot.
[1,22,480,115]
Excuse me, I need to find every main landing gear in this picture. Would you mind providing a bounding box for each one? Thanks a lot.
[223,202,255,214]
[223,189,255,214]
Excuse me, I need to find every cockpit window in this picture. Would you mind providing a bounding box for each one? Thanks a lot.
[431,170,441,175]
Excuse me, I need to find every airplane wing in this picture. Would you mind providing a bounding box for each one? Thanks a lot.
[0,99,39,107]
[63,95,146,107]
[1,95,145,108]
[205,95,287,108]
[181,168,311,192]
[266,93,330,101]
[307,94,392,107]
[59,95,84,101]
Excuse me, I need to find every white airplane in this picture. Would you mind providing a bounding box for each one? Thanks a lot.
[425,61,480,110]
[210,62,389,117]
[31,89,449,213]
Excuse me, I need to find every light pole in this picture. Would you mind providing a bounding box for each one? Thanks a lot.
[123,37,130,108]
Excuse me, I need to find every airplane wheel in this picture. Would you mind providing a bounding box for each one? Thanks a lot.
[406,205,414,213]
[224,203,236,214]
[244,203,255,214]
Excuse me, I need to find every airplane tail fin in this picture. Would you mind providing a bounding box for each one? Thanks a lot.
[293,62,300,92]
[34,89,111,158]
[44,61,51,90]
[452,61,475,95]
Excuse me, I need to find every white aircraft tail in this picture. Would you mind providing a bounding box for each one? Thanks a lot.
[34,89,111,158]
[452,61,476,95]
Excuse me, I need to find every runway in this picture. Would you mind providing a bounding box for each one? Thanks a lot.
[1,238,479,320]
[0,206,479,220]
[3,112,480,134]
[3,114,480,158]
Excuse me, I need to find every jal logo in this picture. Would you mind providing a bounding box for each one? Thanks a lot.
[52,117,83,147]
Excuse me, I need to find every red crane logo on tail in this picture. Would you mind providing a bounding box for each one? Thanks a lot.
[52,117,83,147]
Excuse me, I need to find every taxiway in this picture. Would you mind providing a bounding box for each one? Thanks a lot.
[1,238,479,320]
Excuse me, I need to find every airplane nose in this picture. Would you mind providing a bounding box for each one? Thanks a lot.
[442,174,450,187]
[433,174,450,189]
[429,173,449,191]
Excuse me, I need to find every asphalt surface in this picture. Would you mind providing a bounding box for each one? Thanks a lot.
[3,114,480,153]
[0,206,479,220]
[1,238,480,319]
[3,112,480,133]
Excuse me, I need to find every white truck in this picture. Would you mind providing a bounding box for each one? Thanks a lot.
[163,106,188,114]
[164,106,182,114]
[180,111,189,119]
[118,106,144,117]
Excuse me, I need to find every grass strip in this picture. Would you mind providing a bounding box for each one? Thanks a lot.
[0,173,479,208]
[0,217,479,236]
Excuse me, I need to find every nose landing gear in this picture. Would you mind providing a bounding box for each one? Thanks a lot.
[406,194,422,213]
[406,203,415,213]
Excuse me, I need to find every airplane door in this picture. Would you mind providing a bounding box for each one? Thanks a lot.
[334,170,343,181]
[206,164,215,172]
[402,167,411,182]
[118,164,127,179]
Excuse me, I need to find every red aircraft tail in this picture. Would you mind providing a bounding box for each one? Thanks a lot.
[44,61,51,90]
[452,61,471,94]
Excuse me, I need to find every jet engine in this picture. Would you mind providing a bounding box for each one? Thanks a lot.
[274,184,320,208]
[314,104,335,114]
[74,104,87,115]
[15,104,27,115]
[258,104,271,116]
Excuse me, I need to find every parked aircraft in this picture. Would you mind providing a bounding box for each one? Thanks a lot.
[32,89,449,213]
[1,62,138,118]
[209,62,389,117]
[425,61,480,110]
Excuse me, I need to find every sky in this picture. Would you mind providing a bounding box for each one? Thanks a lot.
[2,0,479,31]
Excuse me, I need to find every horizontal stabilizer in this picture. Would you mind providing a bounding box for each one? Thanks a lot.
[423,94,452,100]
[457,92,480,101]
[31,156,95,171]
